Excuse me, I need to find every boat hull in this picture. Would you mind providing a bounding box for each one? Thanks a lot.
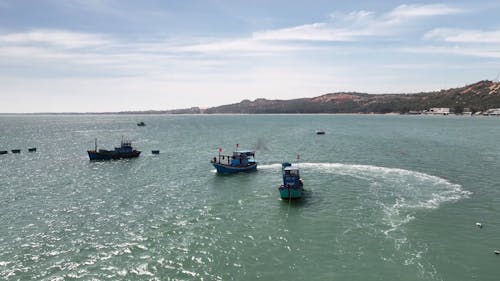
[279,185,303,200]
[87,150,141,160]
[213,162,257,174]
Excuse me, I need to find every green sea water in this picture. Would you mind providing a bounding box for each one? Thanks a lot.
[1,114,499,280]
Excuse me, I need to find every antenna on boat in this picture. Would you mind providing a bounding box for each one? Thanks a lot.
[297,153,300,168]
[236,143,239,151]
[95,138,97,151]
[495,72,500,82]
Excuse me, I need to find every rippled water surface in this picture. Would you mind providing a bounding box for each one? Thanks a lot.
[1,114,499,280]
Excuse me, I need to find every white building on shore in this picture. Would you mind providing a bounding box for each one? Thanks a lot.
[485,108,500,116]
[426,108,450,115]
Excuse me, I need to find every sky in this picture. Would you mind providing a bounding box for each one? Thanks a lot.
[1,0,500,113]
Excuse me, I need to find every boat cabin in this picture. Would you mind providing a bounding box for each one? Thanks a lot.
[230,150,255,166]
[282,163,301,186]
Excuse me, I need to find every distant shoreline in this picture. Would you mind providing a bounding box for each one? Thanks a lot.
[0,112,496,117]
[2,80,500,115]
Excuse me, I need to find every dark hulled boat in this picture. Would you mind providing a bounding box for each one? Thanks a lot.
[87,139,141,160]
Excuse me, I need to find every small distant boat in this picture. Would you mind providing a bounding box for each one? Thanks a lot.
[87,138,141,160]
[0,150,7,155]
[316,130,325,135]
[152,150,160,155]
[137,122,146,126]
[28,147,36,152]
[211,145,257,174]
[279,162,304,200]
[11,149,21,153]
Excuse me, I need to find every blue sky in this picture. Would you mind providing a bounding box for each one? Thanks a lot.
[1,0,500,112]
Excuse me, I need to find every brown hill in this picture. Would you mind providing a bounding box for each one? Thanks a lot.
[204,80,500,114]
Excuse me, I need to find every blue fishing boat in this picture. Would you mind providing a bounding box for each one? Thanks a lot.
[211,145,257,174]
[279,162,304,200]
[87,138,141,160]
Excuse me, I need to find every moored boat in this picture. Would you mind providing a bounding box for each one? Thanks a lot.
[279,162,304,200]
[87,138,141,160]
[316,130,325,135]
[0,150,7,155]
[211,145,257,174]
[11,149,21,153]
[137,121,146,126]
[28,147,36,152]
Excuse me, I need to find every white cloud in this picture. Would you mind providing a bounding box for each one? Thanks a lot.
[387,4,462,19]
[424,28,500,43]
[253,23,356,41]
[402,45,500,59]
[0,29,112,48]
[252,4,463,42]
[176,38,303,54]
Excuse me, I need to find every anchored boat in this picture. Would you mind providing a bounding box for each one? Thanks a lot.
[87,138,141,160]
[279,162,304,200]
[211,145,257,174]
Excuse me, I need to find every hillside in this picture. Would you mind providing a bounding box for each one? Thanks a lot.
[204,80,500,114]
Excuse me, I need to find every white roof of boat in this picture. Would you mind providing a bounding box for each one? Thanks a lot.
[235,150,255,154]
[284,166,299,171]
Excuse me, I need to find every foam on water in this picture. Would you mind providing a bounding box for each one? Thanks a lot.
[260,162,471,233]
[259,162,472,278]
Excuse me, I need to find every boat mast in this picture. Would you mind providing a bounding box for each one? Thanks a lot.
[95,138,97,151]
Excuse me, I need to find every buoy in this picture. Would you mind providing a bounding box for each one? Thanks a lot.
[494,250,499,255]
[476,222,483,228]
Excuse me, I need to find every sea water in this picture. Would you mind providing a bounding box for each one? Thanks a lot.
[0,114,499,280]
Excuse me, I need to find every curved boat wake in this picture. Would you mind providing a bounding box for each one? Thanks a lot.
[260,162,470,231]
[259,162,471,275]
